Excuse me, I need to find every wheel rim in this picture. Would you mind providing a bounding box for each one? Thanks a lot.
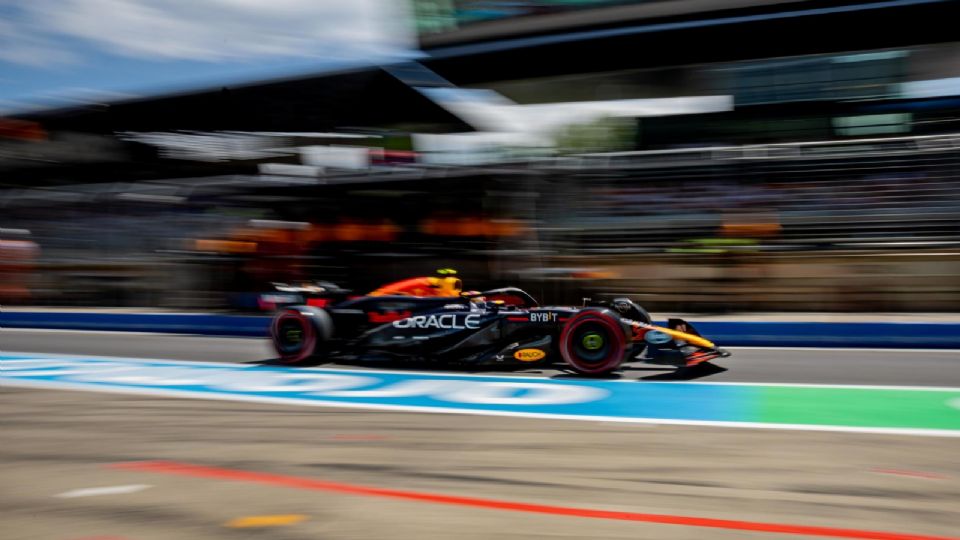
[560,311,626,375]
[581,332,604,351]
[272,310,316,362]
[277,318,306,353]
[570,323,612,365]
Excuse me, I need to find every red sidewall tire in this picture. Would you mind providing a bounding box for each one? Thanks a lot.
[559,310,627,375]
[272,308,317,364]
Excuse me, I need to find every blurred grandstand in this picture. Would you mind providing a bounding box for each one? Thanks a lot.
[2,0,959,313]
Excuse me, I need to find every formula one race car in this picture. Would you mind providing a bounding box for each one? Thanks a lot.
[269,271,731,376]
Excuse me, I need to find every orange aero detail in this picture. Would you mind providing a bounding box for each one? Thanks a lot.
[368,276,462,297]
[684,352,718,367]
[629,322,716,349]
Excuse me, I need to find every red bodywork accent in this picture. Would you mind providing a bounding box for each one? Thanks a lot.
[631,324,650,341]
[307,298,331,308]
[367,310,412,324]
[685,351,720,367]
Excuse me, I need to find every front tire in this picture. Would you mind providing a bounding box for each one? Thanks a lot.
[271,306,333,364]
[559,309,628,375]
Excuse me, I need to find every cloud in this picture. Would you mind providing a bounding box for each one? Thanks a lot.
[3,0,416,65]
[0,18,78,66]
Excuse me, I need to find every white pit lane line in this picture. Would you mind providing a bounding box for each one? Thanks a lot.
[55,485,152,498]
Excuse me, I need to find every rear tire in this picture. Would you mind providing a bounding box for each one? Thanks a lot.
[559,309,628,375]
[271,306,333,364]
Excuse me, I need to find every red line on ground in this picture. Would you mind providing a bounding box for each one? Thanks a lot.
[871,468,948,480]
[108,461,956,540]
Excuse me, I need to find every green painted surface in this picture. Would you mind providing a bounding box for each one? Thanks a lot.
[757,387,960,431]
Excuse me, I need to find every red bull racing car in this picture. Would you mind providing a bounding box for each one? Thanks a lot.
[269,271,731,376]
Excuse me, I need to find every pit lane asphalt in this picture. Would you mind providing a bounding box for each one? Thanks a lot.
[3,330,960,540]
[3,387,959,540]
[2,328,959,386]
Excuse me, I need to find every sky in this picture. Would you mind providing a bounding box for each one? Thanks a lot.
[0,0,421,113]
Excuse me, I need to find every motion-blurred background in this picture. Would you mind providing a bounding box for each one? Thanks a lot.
[2,0,959,313]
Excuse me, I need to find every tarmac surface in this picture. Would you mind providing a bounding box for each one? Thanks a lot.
[3,328,960,386]
[2,329,959,540]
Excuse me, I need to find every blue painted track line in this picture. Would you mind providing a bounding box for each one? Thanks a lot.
[3,354,959,437]
[0,312,270,337]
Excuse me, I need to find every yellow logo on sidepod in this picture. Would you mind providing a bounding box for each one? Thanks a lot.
[514,349,546,362]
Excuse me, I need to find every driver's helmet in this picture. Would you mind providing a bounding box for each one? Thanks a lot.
[432,268,462,297]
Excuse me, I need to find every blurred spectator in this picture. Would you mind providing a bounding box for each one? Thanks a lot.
[0,229,40,304]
